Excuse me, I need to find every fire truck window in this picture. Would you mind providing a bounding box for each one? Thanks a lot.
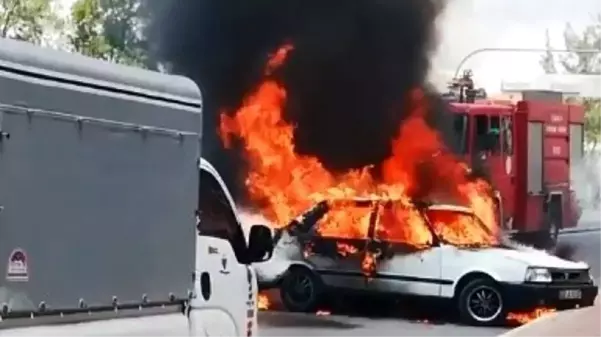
[453,114,468,154]
[489,116,501,154]
[475,115,500,154]
[502,117,513,155]
[197,171,248,263]
[474,115,488,152]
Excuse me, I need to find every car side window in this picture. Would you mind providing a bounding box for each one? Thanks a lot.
[375,202,434,248]
[197,170,248,263]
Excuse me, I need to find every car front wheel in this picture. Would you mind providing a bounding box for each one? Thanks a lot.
[280,267,323,312]
[458,278,506,326]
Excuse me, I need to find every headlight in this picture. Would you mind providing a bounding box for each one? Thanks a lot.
[525,267,552,283]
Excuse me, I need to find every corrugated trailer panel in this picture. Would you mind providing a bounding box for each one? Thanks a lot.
[0,38,202,314]
[0,106,197,311]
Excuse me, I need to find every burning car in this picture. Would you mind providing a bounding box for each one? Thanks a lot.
[253,198,598,326]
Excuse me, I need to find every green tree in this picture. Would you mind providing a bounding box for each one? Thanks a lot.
[540,29,558,74]
[0,0,62,44]
[559,15,601,75]
[541,15,601,150]
[68,0,152,68]
[582,98,601,150]
[69,0,109,58]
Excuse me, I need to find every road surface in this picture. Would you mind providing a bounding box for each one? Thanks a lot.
[259,226,601,337]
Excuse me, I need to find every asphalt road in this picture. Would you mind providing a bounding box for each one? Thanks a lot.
[258,225,601,337]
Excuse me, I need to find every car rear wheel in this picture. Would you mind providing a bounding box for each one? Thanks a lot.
[458,278,506,326]
[280,267,323,312]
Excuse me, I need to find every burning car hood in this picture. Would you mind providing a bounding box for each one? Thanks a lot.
[477,246,589,270]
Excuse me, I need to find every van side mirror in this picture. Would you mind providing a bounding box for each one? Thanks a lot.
[247,224,274,263]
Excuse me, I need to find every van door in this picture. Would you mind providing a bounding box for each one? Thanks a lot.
[188,167,255,337]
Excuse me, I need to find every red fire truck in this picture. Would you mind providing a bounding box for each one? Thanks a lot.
[445,70,584,248]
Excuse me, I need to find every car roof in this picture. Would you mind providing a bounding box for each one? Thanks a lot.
[425,204,474,214]
[320,198,474,213]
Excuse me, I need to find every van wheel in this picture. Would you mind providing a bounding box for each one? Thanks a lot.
[457,278,505,326]
[280,267,323,312]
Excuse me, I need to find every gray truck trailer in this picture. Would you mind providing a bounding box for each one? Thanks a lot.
[0,37,202,324]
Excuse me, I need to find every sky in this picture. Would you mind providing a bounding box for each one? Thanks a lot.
[430,0,601,93]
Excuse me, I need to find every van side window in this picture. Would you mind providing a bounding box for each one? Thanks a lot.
[197,170,248,263]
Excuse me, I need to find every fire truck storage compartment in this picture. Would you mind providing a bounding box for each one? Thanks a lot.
[521,90,564,104]
[543,124,570,188]
[0,37,202,314]
[568,103,585,168]
[569,123,584,166]
[527,122,543,195]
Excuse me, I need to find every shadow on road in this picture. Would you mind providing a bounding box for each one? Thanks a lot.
[258,311,361,329]
[260,293,455,327]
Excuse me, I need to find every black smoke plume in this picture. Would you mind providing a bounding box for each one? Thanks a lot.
[148,0,456,201]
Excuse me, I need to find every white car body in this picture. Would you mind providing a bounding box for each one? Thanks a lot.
[254,202,597,316]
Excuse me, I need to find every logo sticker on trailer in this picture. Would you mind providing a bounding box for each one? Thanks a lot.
[6,248,29,282]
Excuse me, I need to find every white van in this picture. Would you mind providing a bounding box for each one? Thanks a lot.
[0,37,273,336]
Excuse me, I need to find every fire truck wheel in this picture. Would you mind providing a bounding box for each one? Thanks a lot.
[457,277,506,326]
[280,266,324,312]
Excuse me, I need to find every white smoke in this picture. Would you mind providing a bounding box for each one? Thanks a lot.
[238,208,274,240]
[238,208,298,283]
[571,151,601,216]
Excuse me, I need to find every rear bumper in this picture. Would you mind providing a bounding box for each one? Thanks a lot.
[500,281,598,310]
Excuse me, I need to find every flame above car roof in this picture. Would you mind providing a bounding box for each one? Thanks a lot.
[324,197,474,214]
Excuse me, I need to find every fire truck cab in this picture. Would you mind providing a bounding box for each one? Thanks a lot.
[445,71,584,248]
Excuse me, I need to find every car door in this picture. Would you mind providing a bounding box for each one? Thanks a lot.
[189,168,256,337]
[367,202,444,297]
[303,200,375,291]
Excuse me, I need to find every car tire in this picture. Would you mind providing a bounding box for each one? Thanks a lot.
[457,278,506,326]
[280,267,323,312]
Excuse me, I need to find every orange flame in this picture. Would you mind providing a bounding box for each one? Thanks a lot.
[257,292,270,310]
[219,44,499,270]
[265,43,294,76]
[506,307,556,325]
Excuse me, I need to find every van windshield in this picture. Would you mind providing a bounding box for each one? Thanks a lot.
[425,209,498,248]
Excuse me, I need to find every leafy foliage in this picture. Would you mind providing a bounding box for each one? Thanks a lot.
[68,0,152,68]
[541,15,601,149]
[0,0,62,44]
